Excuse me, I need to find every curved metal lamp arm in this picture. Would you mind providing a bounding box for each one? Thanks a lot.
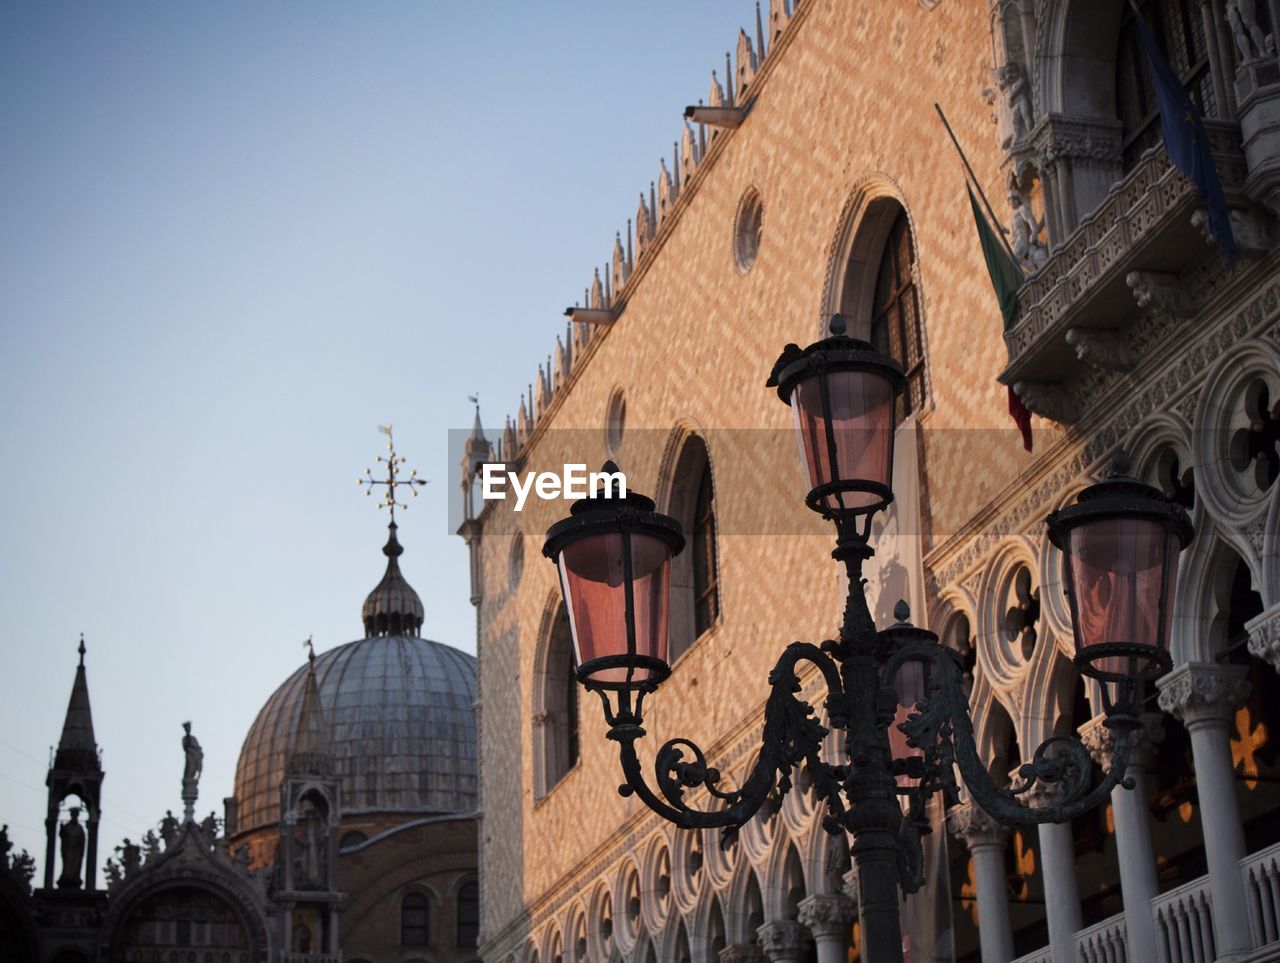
[605,642,844,830]
[884,640,1137,826]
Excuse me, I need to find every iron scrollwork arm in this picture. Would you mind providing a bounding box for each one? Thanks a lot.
[884,640,1137,826]
[604,642,844,830]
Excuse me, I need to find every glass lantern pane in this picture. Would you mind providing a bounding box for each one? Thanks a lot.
[1068,517,1175,677]
[890,657,930,796]
[790,369,894,511]
[559,531,671,686]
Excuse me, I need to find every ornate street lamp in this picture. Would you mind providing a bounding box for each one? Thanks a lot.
[542,316,1194,963]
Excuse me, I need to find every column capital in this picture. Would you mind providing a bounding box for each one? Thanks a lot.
[719,945,765,963]
[797,893,856,940]
[841,868,858,904]
[1078,712,1164,770]
[947,801,1010,850]
[1247,604,1280,673]
[757,920,811,959]
[1157,662,1250,730]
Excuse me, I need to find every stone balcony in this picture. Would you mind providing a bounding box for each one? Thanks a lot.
[999,121,1250,421]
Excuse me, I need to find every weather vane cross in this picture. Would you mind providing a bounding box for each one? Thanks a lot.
[358,423,427,522]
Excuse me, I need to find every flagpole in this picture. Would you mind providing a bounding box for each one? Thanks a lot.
[934,103,1023,268]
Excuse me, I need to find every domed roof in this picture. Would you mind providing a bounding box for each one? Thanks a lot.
[233,635,477,836]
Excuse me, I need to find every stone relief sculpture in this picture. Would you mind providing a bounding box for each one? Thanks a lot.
[57,807,86,888]
[1226,0,1270,62]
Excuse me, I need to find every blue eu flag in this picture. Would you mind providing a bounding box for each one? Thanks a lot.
[1132,7,1237,269]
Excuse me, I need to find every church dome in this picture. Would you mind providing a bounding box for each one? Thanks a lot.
[233,523,476,837]
[233,635,477,835]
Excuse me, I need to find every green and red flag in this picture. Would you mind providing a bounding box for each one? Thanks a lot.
[966,182,1033,452]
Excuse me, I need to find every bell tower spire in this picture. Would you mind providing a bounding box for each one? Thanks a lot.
[43,635,104,892]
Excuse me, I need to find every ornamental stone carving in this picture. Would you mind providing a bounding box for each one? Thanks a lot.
[757,920,811,959]
[1078,713,1164,770]
[1127,271,1195,319]
[1157,662,1252,730]
[1032,114,1124,169]
[1066,329,1136,371]
[1247,604,1280,672]
[947,800,1010,851]
[1011,381,1080,423]
[721,945,767,963]
[797,893,856,940]
[842,867,858,904]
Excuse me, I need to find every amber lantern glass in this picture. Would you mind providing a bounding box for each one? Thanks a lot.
[769,315,906,516]
[544,468,685,691]
[889,655,930,797]
[1047,457,1192,684]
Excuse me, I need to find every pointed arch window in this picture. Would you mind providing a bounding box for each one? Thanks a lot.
[667,436,720,662]
[401,892,430,946]
[869,208,925,417]
[536,603,579,797]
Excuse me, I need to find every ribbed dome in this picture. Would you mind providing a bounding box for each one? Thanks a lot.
[233,635,476,836]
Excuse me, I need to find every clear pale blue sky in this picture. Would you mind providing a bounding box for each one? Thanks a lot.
[0,0,751,874]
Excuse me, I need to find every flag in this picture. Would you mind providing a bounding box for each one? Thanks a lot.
[966,183,1034,452]
[1131,5,1236,269]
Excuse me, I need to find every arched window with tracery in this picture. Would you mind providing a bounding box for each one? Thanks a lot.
[666,435,720,662]
[401,892,430,946]
[835,194,928,419]
[536,602,579,797]
[869,208,925,416]
[1115,0,1220,170]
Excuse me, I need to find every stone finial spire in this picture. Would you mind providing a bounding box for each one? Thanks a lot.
[45,636,105,891]
[709,69,726,107]
[590,268,604,309]
[736,29,758,99]
[287,643,332,776]
[54,635,100,775]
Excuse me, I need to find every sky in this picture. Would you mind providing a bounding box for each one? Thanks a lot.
[0,0,754,877]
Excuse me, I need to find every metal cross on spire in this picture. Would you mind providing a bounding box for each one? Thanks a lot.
[358,424,427,523]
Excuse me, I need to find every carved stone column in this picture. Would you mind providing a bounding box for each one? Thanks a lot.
[1080,713,1165,963]
[797,894,856,963]
[948,801,1014,963]
[1027,780,1083,963]
[719,945,765,963]
[1247,604,1280,673]
[1158,662,1253,958]
[756,920,810,963]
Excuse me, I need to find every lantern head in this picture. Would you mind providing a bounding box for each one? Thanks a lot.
[768,314,906,519]
[1047,454,1193,686]
[543,463,685,693]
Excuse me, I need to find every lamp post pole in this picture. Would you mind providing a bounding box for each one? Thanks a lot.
[542,315,1194,963]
